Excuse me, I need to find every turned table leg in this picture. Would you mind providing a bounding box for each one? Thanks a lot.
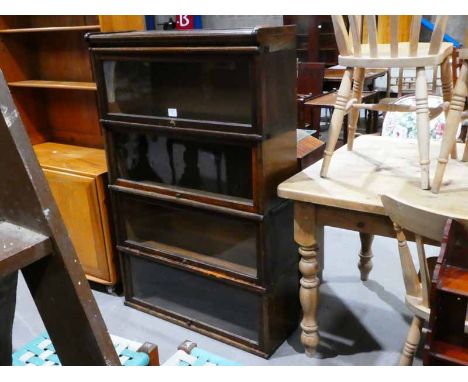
[358,232,374,281]
[294,202,322,356]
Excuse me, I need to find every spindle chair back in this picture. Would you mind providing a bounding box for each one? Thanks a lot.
[381,194,468,365]
[322,16,453,190]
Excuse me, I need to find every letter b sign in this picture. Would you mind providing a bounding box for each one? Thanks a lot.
[176,15,194,29]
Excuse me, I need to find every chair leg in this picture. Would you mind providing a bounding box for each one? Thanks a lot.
[320,67,353,178]
[347,67,365,150]
[415,67,431,190]
[463,137,468,162]
[399,316,424,366]
[440,57,457,160]
[432,61,468,193]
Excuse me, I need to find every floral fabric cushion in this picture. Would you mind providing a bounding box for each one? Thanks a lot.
[382,95,459,140]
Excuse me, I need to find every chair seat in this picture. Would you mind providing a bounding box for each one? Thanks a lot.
[405,295,430,321]
[339,42,453,69]
[379,97,398,105]
[459,48,468,60]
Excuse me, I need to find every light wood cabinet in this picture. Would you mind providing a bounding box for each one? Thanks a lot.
[34,142,116,285]
[0,15,145,287]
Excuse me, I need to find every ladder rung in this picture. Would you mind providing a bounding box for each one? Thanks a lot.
[0,221,52,276]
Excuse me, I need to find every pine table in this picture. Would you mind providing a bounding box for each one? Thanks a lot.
[278,135,468,356]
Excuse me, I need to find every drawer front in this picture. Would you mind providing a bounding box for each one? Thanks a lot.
[107,128,256,209]
[124,253,261,344]
[94,54,256,133]
[114,191,259,279]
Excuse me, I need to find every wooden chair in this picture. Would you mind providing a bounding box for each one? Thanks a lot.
[321,16,453,190]
[381,194,467,365]
[432,28,468,193]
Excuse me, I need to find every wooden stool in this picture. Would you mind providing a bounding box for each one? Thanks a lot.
[321,16,453,190]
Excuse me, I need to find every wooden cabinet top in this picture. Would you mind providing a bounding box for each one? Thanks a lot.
[33,142,107,177]
[85,26,296,51]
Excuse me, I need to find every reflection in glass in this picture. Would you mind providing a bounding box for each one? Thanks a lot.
[119,194,258,277]
[128,255,260,341]
[103,59,252,125]
[113,130,253,200]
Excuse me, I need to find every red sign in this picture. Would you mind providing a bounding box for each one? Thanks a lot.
[176,15,194,30]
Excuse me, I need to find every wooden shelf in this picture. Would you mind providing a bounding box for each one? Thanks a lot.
[439,266,468,295]
[8,80,97,91]
[428,340,468,365]
[126,240,257,279]
[0,25,100,34]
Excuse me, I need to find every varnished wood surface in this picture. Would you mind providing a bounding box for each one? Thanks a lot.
[278,135,468,220]
[33,142,107,177]
[90,26,299,357]
[98,16,145,33]
[438,266,468,295]
[428,341,468,365]
[0,15,104,148]
[324,66,387,81]
[43,169,112,283]
[86,26,297,51]
[33,142,116,285]
[297,135,324,159]
[0,25,100,34]
[304,90,379,107]
[0,15,99,30]
[425,218,468,365]
[297,135,325,170]
[8,80,96,91]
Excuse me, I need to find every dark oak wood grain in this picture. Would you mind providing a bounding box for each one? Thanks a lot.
[89,27,300,358]
[424,219,468,366]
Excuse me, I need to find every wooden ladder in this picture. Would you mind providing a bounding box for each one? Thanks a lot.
[0,70,120,366]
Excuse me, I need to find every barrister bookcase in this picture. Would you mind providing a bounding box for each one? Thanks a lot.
[87,26,299,357]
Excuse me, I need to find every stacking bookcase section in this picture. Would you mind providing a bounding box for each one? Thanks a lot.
[87,26,300,358]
